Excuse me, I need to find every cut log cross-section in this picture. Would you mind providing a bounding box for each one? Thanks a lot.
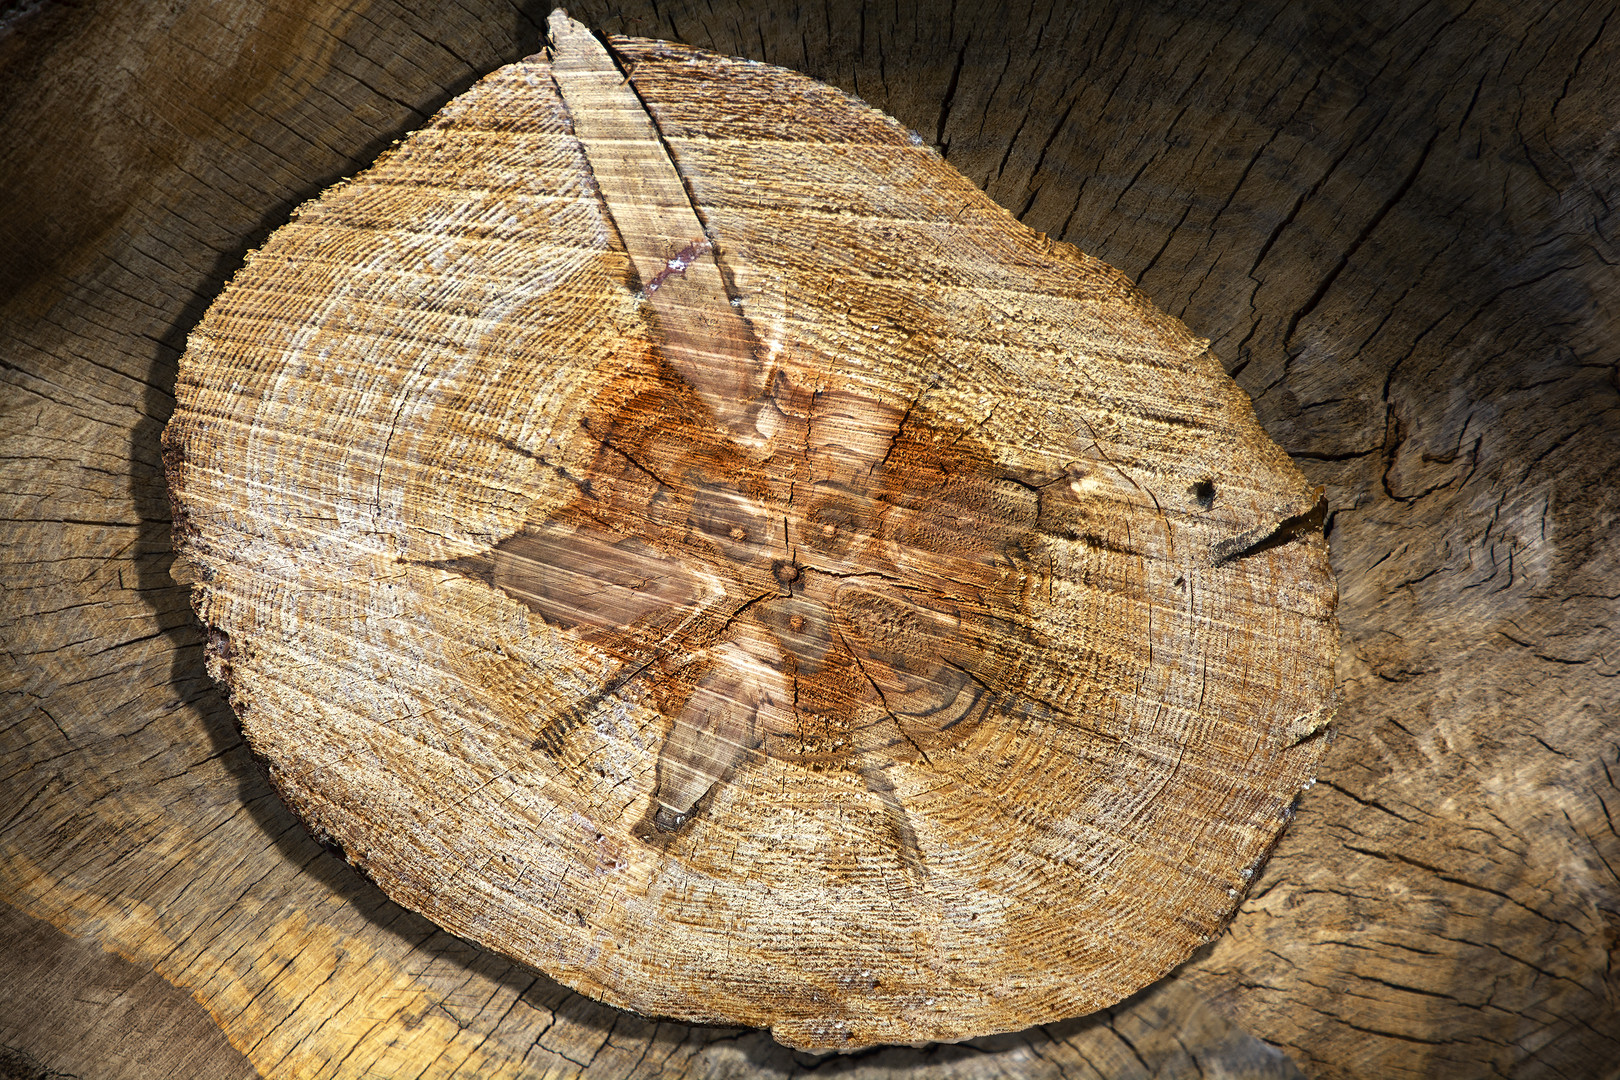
[161,11,1337,1051]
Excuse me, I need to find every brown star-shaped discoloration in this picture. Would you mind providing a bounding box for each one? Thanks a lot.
[473,356,1055,856]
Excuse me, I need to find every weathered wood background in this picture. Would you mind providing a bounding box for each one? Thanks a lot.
[1,1,1615,1078]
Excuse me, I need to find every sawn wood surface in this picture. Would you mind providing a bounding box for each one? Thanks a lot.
[163,11,1336,1051]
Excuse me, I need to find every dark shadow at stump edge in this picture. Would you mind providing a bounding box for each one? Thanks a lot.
[111,2,1313,1070]
[712,939,1308,1076]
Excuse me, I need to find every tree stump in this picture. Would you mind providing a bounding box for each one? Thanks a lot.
[164,13,1335,1049]
[3,0,1616,1076]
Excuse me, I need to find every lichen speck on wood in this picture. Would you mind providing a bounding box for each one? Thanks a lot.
[161,8,1337,1051]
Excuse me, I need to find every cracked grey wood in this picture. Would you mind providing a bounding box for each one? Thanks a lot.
[2,0,1616,1076]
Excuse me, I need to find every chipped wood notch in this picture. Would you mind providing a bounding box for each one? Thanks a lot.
[163,8,1338,1051]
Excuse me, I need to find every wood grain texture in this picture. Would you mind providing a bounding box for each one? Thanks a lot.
[162,11,1335,1050]
[2,0,1616,1076]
